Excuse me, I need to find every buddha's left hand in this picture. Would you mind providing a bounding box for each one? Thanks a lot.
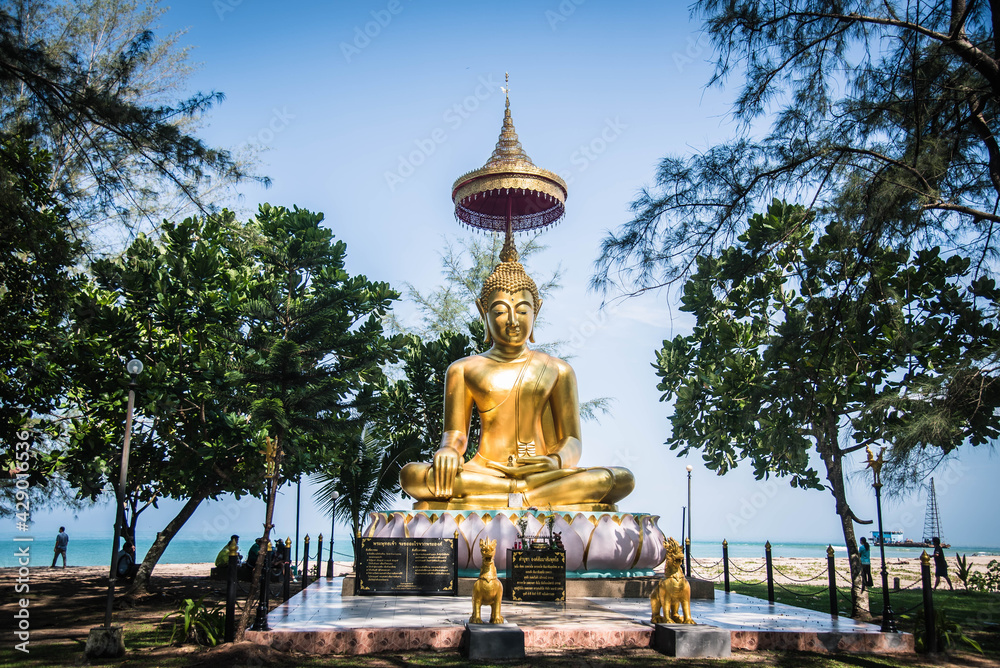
[485,455,559,479]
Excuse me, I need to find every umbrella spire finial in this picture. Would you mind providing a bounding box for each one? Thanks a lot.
[451,79,567,234]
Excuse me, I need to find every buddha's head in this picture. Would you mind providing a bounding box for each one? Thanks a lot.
[475,237,542,346]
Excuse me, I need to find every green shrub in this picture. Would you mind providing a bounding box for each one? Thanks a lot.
[967,560,1000,593]
[902,607,983,654]
[161,596,225,646]
[955,554,972,589]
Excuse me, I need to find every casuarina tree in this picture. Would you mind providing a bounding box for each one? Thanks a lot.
[657,201,1000,618]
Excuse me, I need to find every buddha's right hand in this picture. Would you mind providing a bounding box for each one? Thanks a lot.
[433,447,463,498]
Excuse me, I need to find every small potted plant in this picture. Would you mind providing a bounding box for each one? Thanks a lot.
[516,515,528,550]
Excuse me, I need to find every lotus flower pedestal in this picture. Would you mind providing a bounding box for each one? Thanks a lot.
[361,510,667,577]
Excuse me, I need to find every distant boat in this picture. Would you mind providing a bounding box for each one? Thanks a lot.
[871,478,950,548]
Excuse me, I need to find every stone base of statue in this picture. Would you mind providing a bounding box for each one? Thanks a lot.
[464,623,525,660]
[654,624,732,659]
[361,509,667,575]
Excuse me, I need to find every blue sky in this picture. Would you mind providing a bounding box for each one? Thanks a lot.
[21,0,1000,551]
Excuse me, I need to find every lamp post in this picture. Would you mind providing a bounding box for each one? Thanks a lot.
[326,491,340,578]
[294,477,301,573]
[865,447,897,633]
[686,464,693,576]
[102,359,142,628]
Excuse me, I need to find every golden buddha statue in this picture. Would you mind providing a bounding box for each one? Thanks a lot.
[400,238,635,511]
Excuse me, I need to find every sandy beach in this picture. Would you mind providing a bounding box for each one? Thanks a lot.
[5,554,994,593]
[687,555,999,588]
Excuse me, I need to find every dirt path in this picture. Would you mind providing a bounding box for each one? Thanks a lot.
[0,561,312,660]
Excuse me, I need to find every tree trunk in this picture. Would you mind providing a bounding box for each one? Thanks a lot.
[236,439,283,640]
[123,492,207,598]
[817,422,872,621]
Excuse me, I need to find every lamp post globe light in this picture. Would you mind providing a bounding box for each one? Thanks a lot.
[327,491,340,578]
[86,359,142,659]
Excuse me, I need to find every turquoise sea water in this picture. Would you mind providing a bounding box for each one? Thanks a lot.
[2,535,996,569]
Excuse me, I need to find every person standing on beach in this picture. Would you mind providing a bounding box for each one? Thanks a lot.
[932,537,953,589]
[859,537,874,591]
[51,527,68,568]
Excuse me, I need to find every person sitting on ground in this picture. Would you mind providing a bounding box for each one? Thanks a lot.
[272,538,288,567]
[214,535,241,568]
[237,537,264,581]
[246,537,263,568]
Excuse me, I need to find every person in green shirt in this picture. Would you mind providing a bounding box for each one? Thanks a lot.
[246,537,262,568]
[214,535,241,568]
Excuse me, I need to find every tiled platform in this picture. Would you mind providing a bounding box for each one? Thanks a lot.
[246,577,913,655]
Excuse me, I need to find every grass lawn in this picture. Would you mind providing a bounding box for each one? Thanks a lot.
[3,563,997,668]
[720,581,1000,662]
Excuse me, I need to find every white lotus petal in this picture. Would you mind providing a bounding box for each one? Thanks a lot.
[376,511,408,538]
[584,514,631,571]
[550,513,585,571]
[405,513,431,538]
[456,513,487,569]
[472,513,519,571]
[634,515,667,570]
[569,512,596,546]
[361,512,385,538]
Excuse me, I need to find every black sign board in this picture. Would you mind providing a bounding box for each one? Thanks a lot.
[355,537,457,596]
[506,549,566,602]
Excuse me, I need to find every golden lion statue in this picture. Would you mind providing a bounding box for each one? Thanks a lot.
[650,537,694,624]
[470,538,504,624]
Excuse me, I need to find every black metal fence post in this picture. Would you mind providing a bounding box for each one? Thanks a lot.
[765,541,775,604]
[282,538,291,602]
[722,539,730,593]
[251,540,271,631]
[302,534,311,589]
[225,541,237,642]
[315,534,323,581]
[921,550,937,653]
[827,545,838,618]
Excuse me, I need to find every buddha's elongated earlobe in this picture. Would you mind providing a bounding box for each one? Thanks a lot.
[476,298,492,345]
[529,298,542,343]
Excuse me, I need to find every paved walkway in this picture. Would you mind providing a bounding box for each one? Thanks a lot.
[267,577,877,633]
